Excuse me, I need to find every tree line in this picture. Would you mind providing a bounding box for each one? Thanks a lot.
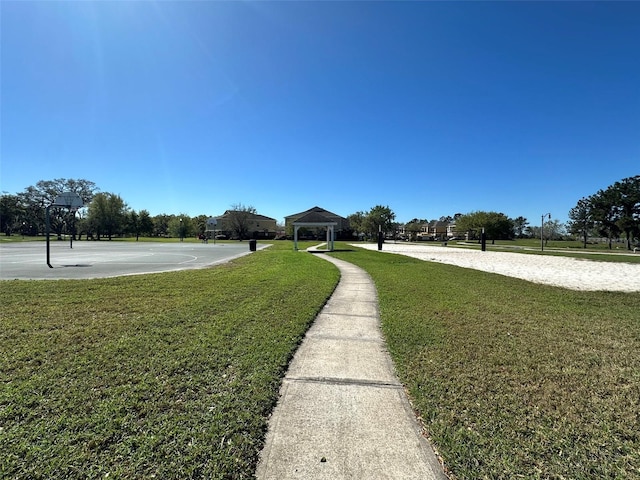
[347,207,565,244]
[567,175,640,250]
[2,176,638,248]
[0,179,213,241]
[350,176,638,249]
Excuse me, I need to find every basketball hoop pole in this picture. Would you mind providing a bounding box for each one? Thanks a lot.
[69,213,74,249]
[46,205,53,268]
[45,192,84,268]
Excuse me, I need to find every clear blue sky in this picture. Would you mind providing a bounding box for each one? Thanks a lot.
[2,1,638,225]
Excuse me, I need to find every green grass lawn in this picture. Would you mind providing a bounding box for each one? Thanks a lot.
[329,243,640,479]
[4,239,639,479]
[0,242,339,479]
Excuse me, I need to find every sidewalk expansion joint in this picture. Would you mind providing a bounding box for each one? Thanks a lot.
[306,333,383,343]
[318,313,378,320]
[285,375,402,389]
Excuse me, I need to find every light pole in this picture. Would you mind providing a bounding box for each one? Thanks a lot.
[180,218,183,242]
[541,213,551,251]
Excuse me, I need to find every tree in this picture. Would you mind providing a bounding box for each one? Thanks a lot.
[363,205,396,237]
[127,211,140,240]
[126,210,153,240]
[17,178,98,238]
[566,176,639,250]
[169,215,193,240]
[455,211,514,242]
[347,211,367,239]
[590,188,621,249]
[567,198,594,248]
[512,216,529,239]
[529,219,565,245]
[611,175,640,250]
[389,221,402,241]
[543,219,566,242]
[86,193,128,240]
[153,214,171,237]
[192,214,210,237]
[0,194,24,236]
[226,203,257,240]
[138,210,154,237]
[404,219,425,242]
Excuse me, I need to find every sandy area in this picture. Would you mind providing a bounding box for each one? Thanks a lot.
[354,243,640,292]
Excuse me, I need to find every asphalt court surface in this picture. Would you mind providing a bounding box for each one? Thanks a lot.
[0,241,268,280]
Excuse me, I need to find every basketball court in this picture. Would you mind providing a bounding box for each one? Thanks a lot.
[0,241,267,280]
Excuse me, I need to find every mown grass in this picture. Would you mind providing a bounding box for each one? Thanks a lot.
[0,242,339,479]
[330,244,640,479]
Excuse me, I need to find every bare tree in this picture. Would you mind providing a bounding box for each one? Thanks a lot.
[226,203,257,240]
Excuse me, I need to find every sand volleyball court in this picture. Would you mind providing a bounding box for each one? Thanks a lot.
[355,243,640,292]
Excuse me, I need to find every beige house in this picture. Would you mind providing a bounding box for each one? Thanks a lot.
[416,220,457,240]
[429,220,449,240]
[214,210,277,239]
[446,221,458,238]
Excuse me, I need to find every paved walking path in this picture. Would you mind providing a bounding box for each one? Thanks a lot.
[256,250,446,479]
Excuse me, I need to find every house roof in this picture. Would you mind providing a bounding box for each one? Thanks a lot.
[217,210,276,221]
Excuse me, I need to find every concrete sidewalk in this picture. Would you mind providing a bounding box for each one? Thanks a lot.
[256,251,447,479]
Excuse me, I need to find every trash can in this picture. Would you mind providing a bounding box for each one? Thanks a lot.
[249,239,257,252]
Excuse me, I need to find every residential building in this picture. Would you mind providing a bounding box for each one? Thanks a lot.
[446,221,458,239]
[214,210,277,239]
[414,220,455,240]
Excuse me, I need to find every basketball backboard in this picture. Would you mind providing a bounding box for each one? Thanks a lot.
[206,217,218,231]
[52,192,84,208]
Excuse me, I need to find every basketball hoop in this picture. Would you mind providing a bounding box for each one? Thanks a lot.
[46,193,85,267]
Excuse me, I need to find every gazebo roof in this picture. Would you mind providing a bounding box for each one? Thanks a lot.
[292,211,338,226]
[286,206,344,221]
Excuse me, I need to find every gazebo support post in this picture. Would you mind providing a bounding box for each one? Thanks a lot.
[329,225,335,251]
[292,216,337,251]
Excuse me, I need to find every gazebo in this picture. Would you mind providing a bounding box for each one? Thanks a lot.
[292,211,337,251]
